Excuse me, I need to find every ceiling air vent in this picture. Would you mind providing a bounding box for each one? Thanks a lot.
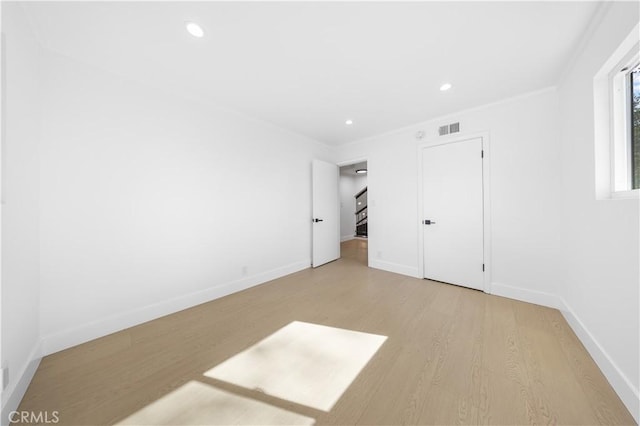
[439,122,461,136]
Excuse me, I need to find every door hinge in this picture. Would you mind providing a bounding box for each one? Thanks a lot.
[482,263,485,272]
[481,150,484,158]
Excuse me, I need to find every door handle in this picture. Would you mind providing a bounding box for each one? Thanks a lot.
[313,218,324,223]
[423,219,436,225]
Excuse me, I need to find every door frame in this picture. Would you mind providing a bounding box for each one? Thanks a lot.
[416,132,493,293]
[337,157,369,265]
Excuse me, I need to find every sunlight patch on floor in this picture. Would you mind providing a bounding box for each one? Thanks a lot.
[204,321,387,412]
[115,380,314,425]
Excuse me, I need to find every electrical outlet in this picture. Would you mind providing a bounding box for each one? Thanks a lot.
[1,367,8,390]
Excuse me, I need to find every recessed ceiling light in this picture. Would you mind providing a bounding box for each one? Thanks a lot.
[440,83,452,91]
[355,169,367,174]
[186,22,204,38]
[345,119,353,126]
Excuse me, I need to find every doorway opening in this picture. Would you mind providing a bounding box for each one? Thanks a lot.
[339,161,368,266]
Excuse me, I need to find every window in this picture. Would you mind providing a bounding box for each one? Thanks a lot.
[631,67,640,189]
[594,23,640,199]
[613,61,640,192]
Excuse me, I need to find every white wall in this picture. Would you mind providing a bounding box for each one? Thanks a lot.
[1,2,42,419]
[336,89,564,290]
[37,50,334,354]
[339,173,367,241]
[557,2,639,419]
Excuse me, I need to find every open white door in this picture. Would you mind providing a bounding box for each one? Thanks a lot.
[312,159,340,267]
[422,138,484,290]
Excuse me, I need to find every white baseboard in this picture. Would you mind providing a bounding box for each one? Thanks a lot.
[491,282,563,309]
[369,259,420,278]
[340,235,355,242]
[41,259,311,356]
[558,298,639,423]
[491,282,638,422]
[1,342,42,426]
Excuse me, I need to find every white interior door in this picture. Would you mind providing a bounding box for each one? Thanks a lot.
[312,159,340,267]
[422,138,484,290]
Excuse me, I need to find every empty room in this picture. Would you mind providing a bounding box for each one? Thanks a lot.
[1,1,639,425]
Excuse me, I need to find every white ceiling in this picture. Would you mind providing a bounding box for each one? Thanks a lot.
[23,1,599,145]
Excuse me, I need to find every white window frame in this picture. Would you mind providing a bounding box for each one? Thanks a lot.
[593,23,640,200]
[611,54,639,195]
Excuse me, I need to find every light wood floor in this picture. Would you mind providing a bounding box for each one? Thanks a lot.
[18,239,635,425]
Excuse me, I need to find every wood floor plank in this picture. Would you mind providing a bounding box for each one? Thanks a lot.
[397,308,461,425]
[428,287,484,406]
[479,295,538,424]
[513,301,604,425]
[544,309,636,425]
[352,283,454,425]
[16,240,635,425]
[410,386,478,426]
[319,279,444,425]
[477,367,537,425]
